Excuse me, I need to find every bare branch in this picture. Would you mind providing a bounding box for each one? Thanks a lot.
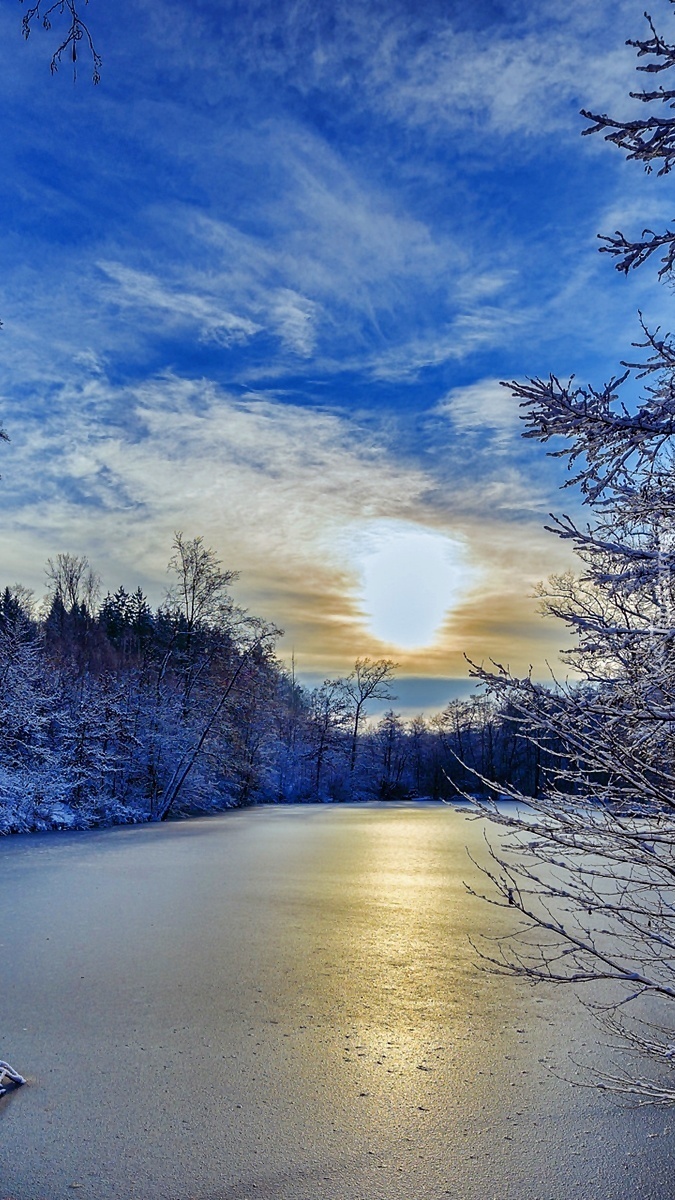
[21,0,101,84]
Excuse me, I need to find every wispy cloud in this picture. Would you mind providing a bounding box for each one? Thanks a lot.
[163,0,641,143]
[97,262,262,347]
[0,367,574,673]
[438,378,523,449]
[367,308,529,381]
[0,1,651,394]
[0,371,428,601]
[363,10,638,141]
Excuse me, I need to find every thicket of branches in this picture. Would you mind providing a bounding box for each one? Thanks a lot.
[471,0,675,1104]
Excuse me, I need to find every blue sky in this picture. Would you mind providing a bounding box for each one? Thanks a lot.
[0,0,671,705]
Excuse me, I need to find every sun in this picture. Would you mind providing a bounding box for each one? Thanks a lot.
[350,520,475,650]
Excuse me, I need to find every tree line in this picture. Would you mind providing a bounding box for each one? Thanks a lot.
[0,532,550,834]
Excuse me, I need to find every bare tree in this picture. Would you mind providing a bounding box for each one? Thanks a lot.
[469,1,675,1104]
[370,709,410,800]
[45,551,100,613]
[154,533,283,818]
[330,657,397,776]
[307,679,351,795]
[166,532,238,635]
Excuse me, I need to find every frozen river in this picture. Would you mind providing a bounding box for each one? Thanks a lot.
[1,803,673,1199]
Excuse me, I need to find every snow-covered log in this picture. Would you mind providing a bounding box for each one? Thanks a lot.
[0,1061,26,1095]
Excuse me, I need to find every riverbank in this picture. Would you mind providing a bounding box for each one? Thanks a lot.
[0,791,469,836]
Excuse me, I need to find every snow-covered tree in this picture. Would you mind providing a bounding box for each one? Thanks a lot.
[369,710,410,800]
[471,2,675,1104]
[306,679,352,799]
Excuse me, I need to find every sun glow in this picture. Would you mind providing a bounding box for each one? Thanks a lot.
[350,520,474,650]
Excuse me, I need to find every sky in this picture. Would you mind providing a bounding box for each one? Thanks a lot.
[0,0,672,710]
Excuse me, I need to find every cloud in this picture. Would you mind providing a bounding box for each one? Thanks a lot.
[0,118,476,384]
[367,307,528,381]
[364,13,638,141]
[164,0,641,144]
[0,370,428,598]
[269,289,319,356]
[183,127,462,345]
[0,2,648,400]
[0,365,577,676]
[97,261,262,346]
[438,378,524,448]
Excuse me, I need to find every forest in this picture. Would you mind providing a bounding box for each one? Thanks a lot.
[0,532,546,834]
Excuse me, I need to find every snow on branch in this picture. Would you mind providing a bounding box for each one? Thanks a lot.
[580,6,675,282]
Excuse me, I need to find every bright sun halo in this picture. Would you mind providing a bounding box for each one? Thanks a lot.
[351,520,473,650]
